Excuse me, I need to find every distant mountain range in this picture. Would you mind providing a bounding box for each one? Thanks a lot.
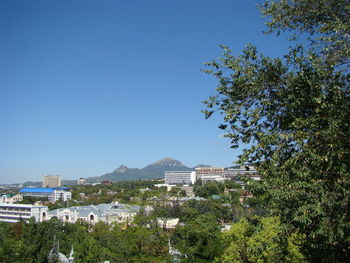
[22,157,210,186]
[86,157,199,183]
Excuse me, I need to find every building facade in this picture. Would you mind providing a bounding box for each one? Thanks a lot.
[0,193,23,204]
[77,178,86,185]
[52,189,72,202]
[164,171,196,185]
[0,203,48,223]
[195,167,225,175]
[196,167,226,183]
[47,203,141,224]
[101,180,112,186]
[225,166,260,180]
[20,187,71,203]
[43,175,61,187]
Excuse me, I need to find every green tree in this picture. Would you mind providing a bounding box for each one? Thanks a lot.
[108,224,170,263]
[217,217,305,263]
[203,0,349,261]
[194,181,222,197]
[261,0,350,67]
[171,214,223,262]
[0,222,24,263]
[181,199,234,223]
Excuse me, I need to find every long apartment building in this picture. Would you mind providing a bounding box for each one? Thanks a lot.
[0,203,48,223]
[225,166,260,180]
[47,203,141,224]
[20,187,72,203]
[195,167,226,183]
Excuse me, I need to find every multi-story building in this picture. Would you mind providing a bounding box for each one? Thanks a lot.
[0,203,48,223]
[77,177,86,185]
[195,167,226,183]
[224,166,260,188]
[225,166,260,180]
[164,171,196,185]
[101,180,113,186]
[52,189,72,202]
[19,187,71,203]
[195,167,225,175]
[43,175,61,187]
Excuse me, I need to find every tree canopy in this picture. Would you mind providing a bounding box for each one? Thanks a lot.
[203,0,350,262]
[261,0,350,67]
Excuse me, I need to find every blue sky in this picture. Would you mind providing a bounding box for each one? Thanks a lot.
[0,0,290,184]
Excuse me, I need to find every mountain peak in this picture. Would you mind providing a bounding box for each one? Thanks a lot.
[113,165,129,172]
[193,164,211,168]
[150,157,185,167]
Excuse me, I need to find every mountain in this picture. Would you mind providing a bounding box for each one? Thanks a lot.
[92,157,193,183]
[19,158,211,185]
[22,181,42,187]
[147,157,186,167]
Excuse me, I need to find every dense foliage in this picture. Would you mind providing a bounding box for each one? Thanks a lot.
[0,219,171,263]
[203,0,349,262]
[0,178,273,263]
[217,217,306,263]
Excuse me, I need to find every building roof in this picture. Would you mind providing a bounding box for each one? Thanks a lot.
[48,203,141,218]
[0,203,48,208]
[20,187,70,193]
[211,195,222,200]
[20,188,54,193]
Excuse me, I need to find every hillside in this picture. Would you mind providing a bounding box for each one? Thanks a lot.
[21,158,210,185]
[90,157,194,183]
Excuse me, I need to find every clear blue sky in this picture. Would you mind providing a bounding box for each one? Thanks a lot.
[0,0,289,184]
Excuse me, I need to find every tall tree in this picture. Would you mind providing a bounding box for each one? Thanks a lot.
[203,0,349,262]
[171,214,223,263]
[261,0,350,68]
[217,217,305,263]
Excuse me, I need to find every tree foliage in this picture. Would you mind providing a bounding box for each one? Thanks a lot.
[0,218,171,263]
[261,0,350,67]
[171,214,223,263]
[217,217,306,263]
[203,0,350,261]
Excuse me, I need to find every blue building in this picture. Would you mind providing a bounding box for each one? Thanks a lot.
[20,187,71,203]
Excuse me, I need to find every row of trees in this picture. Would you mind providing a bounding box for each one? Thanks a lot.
[0,218,171,263]
[0,213,305,263]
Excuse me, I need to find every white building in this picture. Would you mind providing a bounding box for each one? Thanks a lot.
[0,203,48,223]
[164,171,196,185]
[51,189,72,202]
[77,178,86,185]
[0,193,23,204]
[157,218,179,230]
[47,203,141,224]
